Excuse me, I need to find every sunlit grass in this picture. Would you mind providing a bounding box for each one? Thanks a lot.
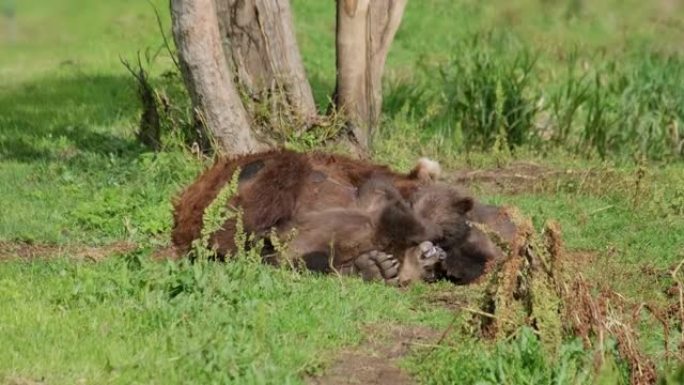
[1,0,683,383]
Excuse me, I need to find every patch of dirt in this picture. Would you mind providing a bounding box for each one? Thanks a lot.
[0,241,137,261]
[0,241,182,262]
[421,287,471,312]
[564,250,598,270]
[3,376,47,385]
[452,162,638,201]
[150,245,183,260]
[448,161,621,196]
[449,161,553,195]
[306,324,440,385]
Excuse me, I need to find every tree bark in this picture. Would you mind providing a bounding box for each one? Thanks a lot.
[171,0,406,155]
[171,0,267,155]
[215,0,317,134]
[334,0,407,150]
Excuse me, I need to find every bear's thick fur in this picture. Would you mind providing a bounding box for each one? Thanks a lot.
[278,176,445,272]
[172,149,437,256]
[171,148,509,284]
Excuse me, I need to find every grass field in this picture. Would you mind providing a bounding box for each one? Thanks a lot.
[1,0,684,384]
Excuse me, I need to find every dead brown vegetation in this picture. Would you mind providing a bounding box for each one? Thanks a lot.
[469,209,680,385]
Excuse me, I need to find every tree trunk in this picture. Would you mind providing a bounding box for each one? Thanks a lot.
[334,0,407,150]
[171,0,267,155]
[171,0,406,155]
[215,0,317,134]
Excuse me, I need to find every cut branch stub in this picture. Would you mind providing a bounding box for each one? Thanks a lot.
[215,0,317,134]
[334,0,407,150]
[171,0,267,155]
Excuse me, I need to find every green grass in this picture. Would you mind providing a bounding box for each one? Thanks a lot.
[406,328,596,385]
[1,0,684,383]
[0,256,452,384]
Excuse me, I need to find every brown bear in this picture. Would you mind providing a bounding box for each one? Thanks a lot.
[171,150,441,262]
[171,149,510,284]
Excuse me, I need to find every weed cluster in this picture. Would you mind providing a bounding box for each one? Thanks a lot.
[384,34,684,162]
[408,209,683,385]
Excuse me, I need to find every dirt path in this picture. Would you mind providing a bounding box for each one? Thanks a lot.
[0,241,179,261]
[0,241,137,261]
[448,161,554,195]
[306,325,440,385]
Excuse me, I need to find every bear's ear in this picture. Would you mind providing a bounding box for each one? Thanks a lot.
[409,158,441,182]
[452,197,474,214]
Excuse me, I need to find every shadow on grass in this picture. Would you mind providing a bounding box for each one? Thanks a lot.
[0,68,451,162]
[0,73,145,163]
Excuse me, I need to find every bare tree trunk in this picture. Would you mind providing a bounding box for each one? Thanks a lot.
[215,0,317,134]
[334,0,407,150]
[171,0,406,155]
[171,0,267,155]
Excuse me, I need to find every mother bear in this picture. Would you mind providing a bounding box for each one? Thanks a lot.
[171,149,512,284]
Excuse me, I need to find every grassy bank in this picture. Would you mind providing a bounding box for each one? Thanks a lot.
[1,0,683,383]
